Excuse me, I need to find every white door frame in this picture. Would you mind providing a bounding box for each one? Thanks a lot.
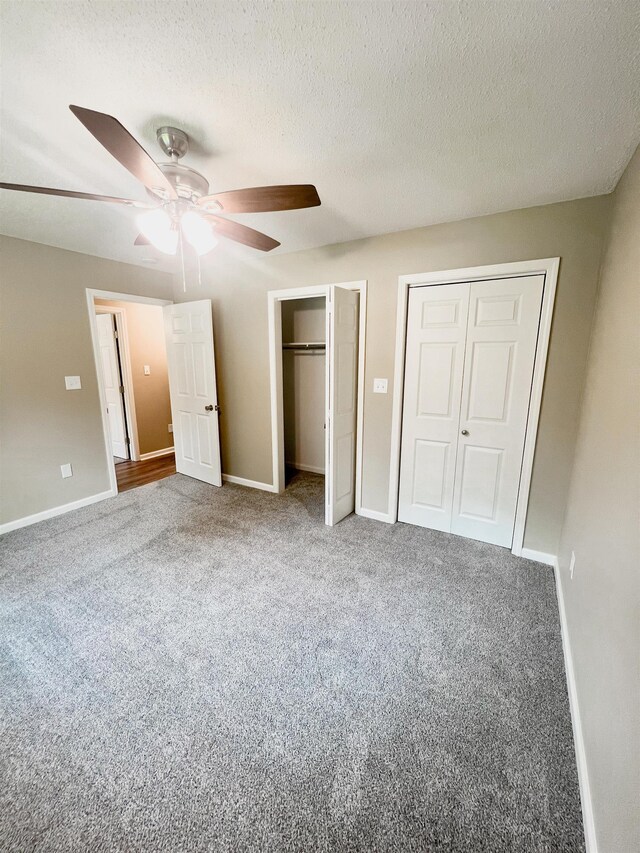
[94,306,140,463]
[86,289,173,496]
[267,281,367,513]
[389,258,559,556]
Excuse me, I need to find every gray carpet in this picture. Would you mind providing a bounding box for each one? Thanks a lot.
[0,472,584,852]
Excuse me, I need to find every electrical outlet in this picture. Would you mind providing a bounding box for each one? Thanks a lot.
[373,378,388,394]
[144,365,151,375]
[168,423,173,433]
[569,551,576,580]
[60,463,73,479]
[64,375,81,390]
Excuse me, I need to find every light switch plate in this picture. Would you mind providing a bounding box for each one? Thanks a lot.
[373,378,388,394]
[168,424,173,433]
[65,375,81,390]
[144,365,151,375]
[60,463,73,479]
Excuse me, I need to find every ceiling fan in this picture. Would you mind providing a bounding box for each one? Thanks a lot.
[0,105,321,256]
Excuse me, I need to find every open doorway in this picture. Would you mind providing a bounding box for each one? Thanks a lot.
[93,296,175,491]
[87,291,223,496]
[268,281,367,526]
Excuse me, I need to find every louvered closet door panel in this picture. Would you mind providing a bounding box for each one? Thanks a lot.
[398,284,470,530]
[450,275,544,546]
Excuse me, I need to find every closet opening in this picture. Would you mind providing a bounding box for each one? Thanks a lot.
[268,282,367,527]
[282,297,326,503]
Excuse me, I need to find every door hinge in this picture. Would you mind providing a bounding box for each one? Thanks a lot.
[114,330,118,339]
[125,437,131,445]
[119,385,125,394]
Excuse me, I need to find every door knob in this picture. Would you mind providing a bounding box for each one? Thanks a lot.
[205,404,214,412]
[461,429,469,436]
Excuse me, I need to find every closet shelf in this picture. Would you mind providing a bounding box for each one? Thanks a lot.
[282,342,326,350]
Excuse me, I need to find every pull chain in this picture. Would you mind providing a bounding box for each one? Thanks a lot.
[179,228,187,292]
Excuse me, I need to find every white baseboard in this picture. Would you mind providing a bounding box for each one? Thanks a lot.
[222,474,278,493]
[286,461,325,475]
[553,559,598,853]
[520,547,557,566]
[0,489,116,535]
[356,506,395,523]
[139,447,175,461]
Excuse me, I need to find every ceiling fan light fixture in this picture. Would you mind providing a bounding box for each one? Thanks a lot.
[181,210,218,256]
[136,208,178,255]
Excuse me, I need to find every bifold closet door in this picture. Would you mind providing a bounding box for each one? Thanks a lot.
[163,300,222,487]
[398,275,544,547]
[397,284,471,531]
[325,285,359,526]
[451,276,543,546]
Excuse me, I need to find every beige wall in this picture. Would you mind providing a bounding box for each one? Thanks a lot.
[557,147,640,851]
[176,194,611,554]
[282,297,326,474]
[0,236,173,525]
[95,299,173,456]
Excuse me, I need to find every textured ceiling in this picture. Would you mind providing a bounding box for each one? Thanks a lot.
[1,0,638,270]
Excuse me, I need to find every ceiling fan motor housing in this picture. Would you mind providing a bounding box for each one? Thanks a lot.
[152,162,210,202]
[150,126,212,203]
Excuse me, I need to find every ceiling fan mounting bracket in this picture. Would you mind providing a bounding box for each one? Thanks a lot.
[156,126,189,160]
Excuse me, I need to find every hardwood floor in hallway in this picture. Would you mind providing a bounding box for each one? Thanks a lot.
[116,454,176,492]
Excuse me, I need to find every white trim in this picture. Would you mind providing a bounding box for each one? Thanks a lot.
[89,289,173,307]
[139,446,175,461]
[520,548,557,567]
[267,280,367,516]
[286,461,325,475]
[268,284,329,301]
[0,489,116,535]
[222,474,278,493]
[86,288,173,496]
[389,258,560,558]
[354,281,367,514]
[356,506,394,524]
[554,559,598,853]
[95,306,141,462]
[511,257,559,555]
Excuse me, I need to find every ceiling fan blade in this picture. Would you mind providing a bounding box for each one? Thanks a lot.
[134,233,150,246]
[198,184,320,214]
[202,214,280,251]
[0,182,151,207]
[69,105,178,199]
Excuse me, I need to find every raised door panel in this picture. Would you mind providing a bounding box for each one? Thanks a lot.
[417,343,457,418]
[398,284,470,531]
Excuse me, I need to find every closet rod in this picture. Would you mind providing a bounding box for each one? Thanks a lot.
[282,342,326,350]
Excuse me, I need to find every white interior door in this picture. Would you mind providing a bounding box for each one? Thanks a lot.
[451,275,543,546]
[96,312,129,459]
[325,286,359,526]
[398,284,470,530]
[398,275,544,547]
[163,300,222,487]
